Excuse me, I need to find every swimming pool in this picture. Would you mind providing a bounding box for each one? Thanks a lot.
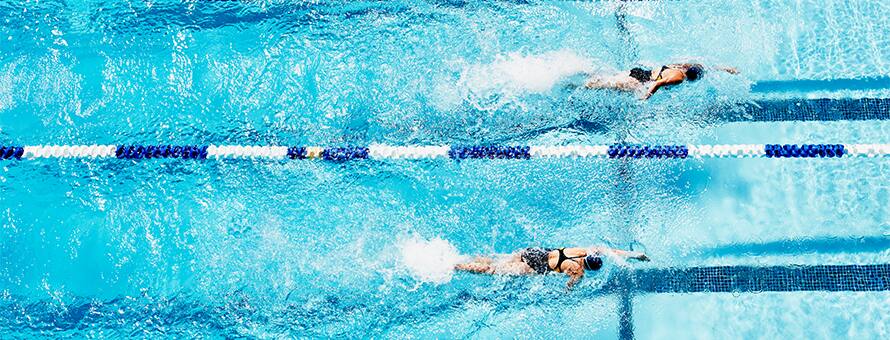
[1,0,889,338]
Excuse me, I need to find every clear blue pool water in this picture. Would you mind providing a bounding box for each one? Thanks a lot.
[1,0,889,338]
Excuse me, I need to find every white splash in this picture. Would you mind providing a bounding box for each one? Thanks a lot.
[459,50,596,97]
[398,236,465,284]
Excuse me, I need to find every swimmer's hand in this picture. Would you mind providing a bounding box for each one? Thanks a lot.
[716,66,740,74]
[621,250,650,262]
[641,83,659,100]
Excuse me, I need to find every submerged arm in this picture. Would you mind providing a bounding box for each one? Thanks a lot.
[713,66,740,74]
[642,73,683,100]
[564,263,584,289]
[590,247,650,261]
[642,80,665,99]
[672,63,739,74]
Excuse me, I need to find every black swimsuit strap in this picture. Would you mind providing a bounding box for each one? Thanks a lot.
[553,248,586,271]
[655,65,670,81]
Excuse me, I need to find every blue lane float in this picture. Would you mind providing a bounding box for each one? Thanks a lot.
[322,147,369,161]
[287,146,307,160]
[764,144,846,158]
[0,146,25,160]
[115,145,208,160]
[608,144,688,159]
[448,145,531,160]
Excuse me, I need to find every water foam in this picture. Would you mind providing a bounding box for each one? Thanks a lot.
[398,236,465,284]
[457,50,598,110]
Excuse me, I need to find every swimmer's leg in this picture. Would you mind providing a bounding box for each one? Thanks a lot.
[488,252,535,275]
[584,78,610,89]
[492,261,536,275]
[455,257,495,274]
[472,256,493,264]
[585,76,642,92]
[455,254,532,275]
[455,262,493,274]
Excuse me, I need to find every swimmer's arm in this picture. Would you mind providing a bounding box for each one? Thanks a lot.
[642,75,681,100]
[713,66,739,74]
[668,63,696,68]
[669,64,739,74]
[565,263,584,289]
[641,84,658,100]
[590,247,650,261]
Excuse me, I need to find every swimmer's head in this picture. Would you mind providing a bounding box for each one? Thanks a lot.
[685,65,704,82]
[584,255,603,271]
[629,67,652,83]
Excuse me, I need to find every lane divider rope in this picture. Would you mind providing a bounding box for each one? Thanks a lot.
[1,144,888,161]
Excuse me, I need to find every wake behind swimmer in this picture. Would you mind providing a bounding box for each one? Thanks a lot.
[399,237,467,284]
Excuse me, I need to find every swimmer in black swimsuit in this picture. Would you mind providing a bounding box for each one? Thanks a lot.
[583,63,739,100]
[455,246,649,288]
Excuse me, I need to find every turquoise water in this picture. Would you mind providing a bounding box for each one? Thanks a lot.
[1,0,889,338]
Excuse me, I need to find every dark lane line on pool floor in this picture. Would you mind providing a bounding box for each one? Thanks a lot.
[618,263,890,294]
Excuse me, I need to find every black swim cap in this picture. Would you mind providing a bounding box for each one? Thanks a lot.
[629,67,652,83]
[584,255,603,271]
[685,65,703,82]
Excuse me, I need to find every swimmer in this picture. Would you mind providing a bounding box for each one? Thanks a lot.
[583,63,739,100]
[455,246,649,288]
